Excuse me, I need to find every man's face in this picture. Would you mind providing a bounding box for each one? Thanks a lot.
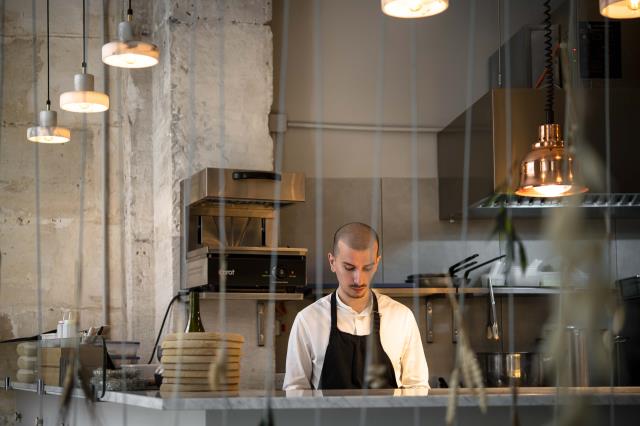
[328,240,381,300]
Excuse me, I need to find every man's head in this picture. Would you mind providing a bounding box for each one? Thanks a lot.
[328,223,381,301]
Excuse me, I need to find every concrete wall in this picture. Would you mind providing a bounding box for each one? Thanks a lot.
[1,0,274,420]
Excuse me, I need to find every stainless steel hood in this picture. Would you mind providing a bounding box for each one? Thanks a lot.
[437,88,640,219]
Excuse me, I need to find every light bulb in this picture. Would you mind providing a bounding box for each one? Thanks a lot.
[627,0,640,10]
[60,73,109,113]
[27,110,71,143]
[528,185,572,198]
[381,0,448,18]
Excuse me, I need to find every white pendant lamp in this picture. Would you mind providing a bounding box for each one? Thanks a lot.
[28,0,71,143]
[600,0,640,19]
[381,0,449,18]
[102,0,159,68]
[515,0,588,198]
[60,0,109,113]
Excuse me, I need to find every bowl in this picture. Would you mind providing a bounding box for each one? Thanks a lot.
[105,341,140,357]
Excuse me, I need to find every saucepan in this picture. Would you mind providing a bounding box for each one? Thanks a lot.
[476,352,543,387]
[406,254,480,287]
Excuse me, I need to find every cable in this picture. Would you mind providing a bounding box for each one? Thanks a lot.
[81,0,86,71]
[46,0,50,109]
[147,292,182,364]
[543,0,554,123]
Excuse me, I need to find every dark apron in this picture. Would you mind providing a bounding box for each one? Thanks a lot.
[318,290,398,389]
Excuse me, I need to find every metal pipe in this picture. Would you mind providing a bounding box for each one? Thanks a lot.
[287,121,441,133]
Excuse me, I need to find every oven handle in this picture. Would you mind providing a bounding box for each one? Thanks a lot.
[232,171,282,181]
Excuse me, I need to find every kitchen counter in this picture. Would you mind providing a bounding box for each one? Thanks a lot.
[10,383,640,425]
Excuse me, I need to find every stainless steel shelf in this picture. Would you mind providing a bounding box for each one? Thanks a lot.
[196,292,303,301]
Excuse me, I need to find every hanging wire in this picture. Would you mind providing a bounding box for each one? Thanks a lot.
[30,0,45,419]
[602,7,615,426]
[543,0,554,124]
[264,0,291,416]
[100,0,110,330]
[82,0,87,71]
[312,3,324,426]
[408,20,422,426]
[497,0,503,88]
[46,0,50,109]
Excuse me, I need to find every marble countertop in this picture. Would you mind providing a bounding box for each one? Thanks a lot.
[12,383,640,411]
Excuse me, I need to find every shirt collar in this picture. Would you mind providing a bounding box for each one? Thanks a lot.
[335,290,373,315]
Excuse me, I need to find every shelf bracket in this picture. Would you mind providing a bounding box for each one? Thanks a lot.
[426,301,434,343]
[257,301,266,346]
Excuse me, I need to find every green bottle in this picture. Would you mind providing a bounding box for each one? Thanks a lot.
[185,291,205,332]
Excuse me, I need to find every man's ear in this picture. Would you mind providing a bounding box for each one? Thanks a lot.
[328,252,336,272]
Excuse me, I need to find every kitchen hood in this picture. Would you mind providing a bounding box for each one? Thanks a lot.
[437,88,640,219]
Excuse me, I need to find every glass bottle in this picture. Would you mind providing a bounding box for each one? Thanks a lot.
[185,291,205,332]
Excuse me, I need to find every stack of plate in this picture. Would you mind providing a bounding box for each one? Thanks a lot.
[160,332,244,396]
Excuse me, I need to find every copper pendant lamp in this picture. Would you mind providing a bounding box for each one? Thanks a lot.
[515,0,588,198]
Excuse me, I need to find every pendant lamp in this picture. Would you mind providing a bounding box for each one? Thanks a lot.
[60,0,109,113]
[381,0,449,18]
[102,0,159,68]
[515,0,588,198]
[600,0,640,19]
[27,0,70,143]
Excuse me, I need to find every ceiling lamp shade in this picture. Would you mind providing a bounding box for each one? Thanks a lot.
[60,0,109,113]
[60,73,109,113]
[27,0,70,143]
[600,0,640,19]
[515,0,587,198]
[102,19,159,68]
[515,124,588,197]
[27,110,71,144]
[381,0,449,18]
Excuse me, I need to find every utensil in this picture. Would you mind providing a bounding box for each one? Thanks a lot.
[448,253,479,277]
[488,276,499,340]
[477,352,543,387]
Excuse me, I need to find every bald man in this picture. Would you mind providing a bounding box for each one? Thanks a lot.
[283,223,429,390]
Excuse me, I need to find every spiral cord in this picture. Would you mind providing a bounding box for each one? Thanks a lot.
[543,0,554,123]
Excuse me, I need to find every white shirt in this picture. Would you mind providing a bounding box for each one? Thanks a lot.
[283,290,429,390]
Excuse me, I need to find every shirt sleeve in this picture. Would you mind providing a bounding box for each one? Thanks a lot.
[282,313,314,390]
[399,311,430,388]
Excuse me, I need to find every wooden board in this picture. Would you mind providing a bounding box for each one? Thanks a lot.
[163,369,240,379]
[160,383,239,392]
[161,355,241,364]
[17,342,37,356]
[161,363,211,371]
[161,348,242,357]
[161,340,243,350]
[165,332,244,343]
[159,390,240,398]
[162,377,240,385]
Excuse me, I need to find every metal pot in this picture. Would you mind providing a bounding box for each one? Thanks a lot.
[476,352,543,387]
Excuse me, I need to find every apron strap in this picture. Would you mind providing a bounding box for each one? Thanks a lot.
[330,291,338,332]
[372,291,381,334]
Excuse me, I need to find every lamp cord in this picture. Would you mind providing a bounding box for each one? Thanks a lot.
[46,0,50,109]
[81,0,86,72]
[543,0,554,124]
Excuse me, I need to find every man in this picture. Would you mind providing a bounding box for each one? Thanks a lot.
[283,222,429,390]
